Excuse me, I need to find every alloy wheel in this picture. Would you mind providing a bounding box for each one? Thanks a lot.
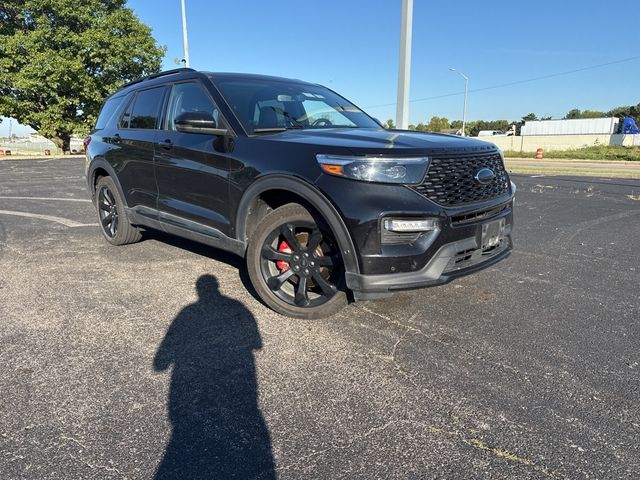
[98,185,119,238]
[259,222,341,308]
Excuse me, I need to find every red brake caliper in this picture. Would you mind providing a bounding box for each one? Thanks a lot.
[276,240,292,272]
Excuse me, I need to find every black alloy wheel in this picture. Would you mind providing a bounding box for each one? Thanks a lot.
[260,222,339,308]
[98,184,118,238]
[247,203,348,318]
[94,176,142,246]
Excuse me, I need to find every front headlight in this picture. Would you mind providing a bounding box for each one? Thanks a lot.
[316,154,429,184]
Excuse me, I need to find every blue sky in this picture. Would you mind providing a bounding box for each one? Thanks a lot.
[3,0,639,136]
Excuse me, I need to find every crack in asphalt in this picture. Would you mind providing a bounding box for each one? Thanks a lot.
[353,305,563,479]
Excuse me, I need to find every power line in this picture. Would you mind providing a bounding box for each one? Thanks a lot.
[364,56,640,109]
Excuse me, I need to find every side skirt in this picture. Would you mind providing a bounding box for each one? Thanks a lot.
[126,206,246,257]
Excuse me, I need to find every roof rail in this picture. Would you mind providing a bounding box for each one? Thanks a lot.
[123,68,196,89]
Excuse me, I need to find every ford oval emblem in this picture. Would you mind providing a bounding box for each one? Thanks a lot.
[474,168,495,185]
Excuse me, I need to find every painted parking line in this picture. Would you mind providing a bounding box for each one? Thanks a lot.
[0,210,97,228]
[0,196,91,203]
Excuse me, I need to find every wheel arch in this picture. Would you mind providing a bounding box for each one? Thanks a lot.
[87,158,128,207]
[235,175,360,275]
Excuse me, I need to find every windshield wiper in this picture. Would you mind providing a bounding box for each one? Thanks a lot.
[253,125,305,133]
[253,127,287,133]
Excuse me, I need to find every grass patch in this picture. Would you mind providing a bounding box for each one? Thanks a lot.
[505,166,640,179]
[504,145,640,161]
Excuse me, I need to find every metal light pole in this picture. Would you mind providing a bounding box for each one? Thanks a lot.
[180,0,190,67]
[395,0,413,130]
[449,68,468,136]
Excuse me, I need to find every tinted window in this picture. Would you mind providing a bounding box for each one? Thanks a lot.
[95,96,124,129]
[212,77,379,134]
[123,87,165,129]
[119,96,132,129]
[166,82,222,131]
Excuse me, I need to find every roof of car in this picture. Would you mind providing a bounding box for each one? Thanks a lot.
[204,71,312,85]
[111,69,317,101]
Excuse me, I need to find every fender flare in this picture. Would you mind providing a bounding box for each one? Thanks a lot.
[87,158,128,207]
[235,175,360,275]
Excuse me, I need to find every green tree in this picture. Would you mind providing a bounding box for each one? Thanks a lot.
[565,109,605,119]
[425,116,450,132]
[463,119,510,137]
[0,0,165,152]
[450,120,463,135]
[384,119,395,129]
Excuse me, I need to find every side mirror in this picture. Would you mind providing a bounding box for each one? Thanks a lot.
[175,112,228,135]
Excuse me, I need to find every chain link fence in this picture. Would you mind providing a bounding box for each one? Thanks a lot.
[0,137,84,156]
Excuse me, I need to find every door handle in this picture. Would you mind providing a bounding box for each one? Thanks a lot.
[160,139,173,150]
[112,133,121,144]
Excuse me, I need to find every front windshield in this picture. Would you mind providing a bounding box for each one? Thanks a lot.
[211,76,380,134]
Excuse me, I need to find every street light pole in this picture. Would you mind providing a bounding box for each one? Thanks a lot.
[449,68,468,136]
[180,0,190,68]
[395,0,413,130]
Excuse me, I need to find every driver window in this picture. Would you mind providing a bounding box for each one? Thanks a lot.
[166,82,222,131]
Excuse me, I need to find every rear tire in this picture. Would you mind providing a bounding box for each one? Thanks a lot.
[247,203,348,319]
[95,176,142,245]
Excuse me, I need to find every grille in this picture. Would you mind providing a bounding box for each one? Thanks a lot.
[451,203,510,225]
[412,152,509,206]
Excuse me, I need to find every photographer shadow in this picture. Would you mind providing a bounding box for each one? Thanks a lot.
[154,274,275,479]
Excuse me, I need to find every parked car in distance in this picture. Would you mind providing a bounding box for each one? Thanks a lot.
[477,130,513,137]
[85,68,515,318]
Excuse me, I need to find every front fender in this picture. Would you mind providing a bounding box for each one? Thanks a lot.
[235,175,360,275]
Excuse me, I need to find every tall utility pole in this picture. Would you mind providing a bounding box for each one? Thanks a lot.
[450,68,468,136]
[395,0,413,130]
[180,0,190,67]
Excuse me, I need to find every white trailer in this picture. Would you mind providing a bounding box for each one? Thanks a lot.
[521,118,619,136]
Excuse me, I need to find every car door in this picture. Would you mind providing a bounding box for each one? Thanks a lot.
[154,80,232,235]
[111,85,167,211]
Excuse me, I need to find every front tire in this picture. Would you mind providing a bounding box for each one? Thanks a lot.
[95,176,142,245]
[247,203,348,318]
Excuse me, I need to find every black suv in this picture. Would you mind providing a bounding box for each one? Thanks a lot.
[86,68,514,318]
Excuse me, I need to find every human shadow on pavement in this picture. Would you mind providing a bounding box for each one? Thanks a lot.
[153,274,276,479]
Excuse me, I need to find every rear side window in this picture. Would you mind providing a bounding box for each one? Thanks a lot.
[95,96,124,130]
[120,87,165,129]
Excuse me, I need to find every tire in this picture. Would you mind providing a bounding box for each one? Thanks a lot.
[247,203,348,319]
[95,176,142,245]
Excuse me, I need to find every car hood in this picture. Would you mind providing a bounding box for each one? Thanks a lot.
[260,128,498,155]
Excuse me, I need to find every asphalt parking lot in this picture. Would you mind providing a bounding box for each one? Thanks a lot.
[1,158,639,479]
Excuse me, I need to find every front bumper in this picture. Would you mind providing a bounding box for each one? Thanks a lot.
[346,230,513,300]
[316,170,515,299]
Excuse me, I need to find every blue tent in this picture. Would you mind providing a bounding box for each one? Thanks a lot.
[621,116,640,134]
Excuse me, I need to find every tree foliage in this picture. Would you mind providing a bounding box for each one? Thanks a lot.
[565,109,606,119]
[383,118,395,129]
[0,0,165,152]
[425,116,450,132]
[402,103,640,136]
